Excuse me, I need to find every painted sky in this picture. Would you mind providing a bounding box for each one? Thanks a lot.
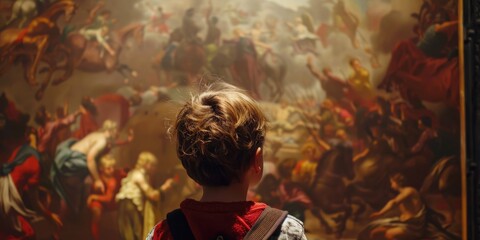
[269,0,310,10]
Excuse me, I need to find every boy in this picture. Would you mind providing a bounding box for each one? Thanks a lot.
[147,83,306,240]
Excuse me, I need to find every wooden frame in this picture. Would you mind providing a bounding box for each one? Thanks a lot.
[0,0,472,239]
[463,0,480,239]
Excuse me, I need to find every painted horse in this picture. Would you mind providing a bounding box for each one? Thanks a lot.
[309,142,355,238]
[0,0,76,86]
[152,27,206,85]
[210,42,286,101]
[65,23,145,82]
[347,117,438,220]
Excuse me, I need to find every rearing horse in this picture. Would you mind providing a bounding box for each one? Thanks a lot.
[0,0,76,85]
[309,143,355,238]
[210,42,286,101]
[65,22,145,80]
[152,27,206,85]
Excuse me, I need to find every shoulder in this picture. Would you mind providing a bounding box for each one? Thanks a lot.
[399,187,418,198]
[403,187,418,194]
[24,155,41,169]
[84,134,107,148]
[130,169,146,182]
[146,220,173,240]
[10,155,41,187]
[85,131,102,139]
[13,154,41,174]
[273,215,307,240]
[94,135,107,145]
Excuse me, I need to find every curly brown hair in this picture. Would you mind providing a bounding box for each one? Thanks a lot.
[173,83,267,187]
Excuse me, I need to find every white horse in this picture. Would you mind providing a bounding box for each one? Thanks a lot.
[5,0,38,27]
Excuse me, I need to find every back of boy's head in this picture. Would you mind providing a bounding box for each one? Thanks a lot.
[174,82,267,187]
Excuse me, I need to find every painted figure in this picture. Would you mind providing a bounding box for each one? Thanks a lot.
[286,16,318,56]
[0,0,464,239]
[182,8,201,44]
[255,158,313,222]
[4,0,39,28]
[305,57,361,114]
[204,0,221,71]
[348,58,373,98]
[51,120,118,214]
[306,56,349,103]
[79,2,116,56]
[73,97,99,140]
[358,173,460,240]
[227,28,264,99]
[269,100,304,136]
[148,6,171,34]
[379,20,459,107]
[0,93,61,239]
[87,154,122,240]
[332,0,360,48]
[34,105,82,163]
[0,0,76,88]
[116,152,173,240]
[292,139,320,188]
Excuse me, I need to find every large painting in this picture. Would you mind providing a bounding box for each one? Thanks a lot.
[0,0,465,239]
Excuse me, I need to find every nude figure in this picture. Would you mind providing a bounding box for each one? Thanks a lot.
[51,120,119,213]
[368,173,425,240]
[70,121,118,192]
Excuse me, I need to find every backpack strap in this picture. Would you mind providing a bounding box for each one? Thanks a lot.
[166,206,288,240]
[244,206,288,240]
[166,209,195,240]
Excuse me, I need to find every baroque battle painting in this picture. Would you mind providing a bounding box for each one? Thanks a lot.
[0,0,464,239]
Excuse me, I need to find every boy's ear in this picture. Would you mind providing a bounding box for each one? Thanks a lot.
[254,147,263,172]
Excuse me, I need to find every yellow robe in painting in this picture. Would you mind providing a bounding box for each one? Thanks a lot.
[292,160,317,187]
[143,200,161,240]
[348,67,374,99]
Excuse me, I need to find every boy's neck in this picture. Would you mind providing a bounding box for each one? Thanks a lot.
[200,181,249,202]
